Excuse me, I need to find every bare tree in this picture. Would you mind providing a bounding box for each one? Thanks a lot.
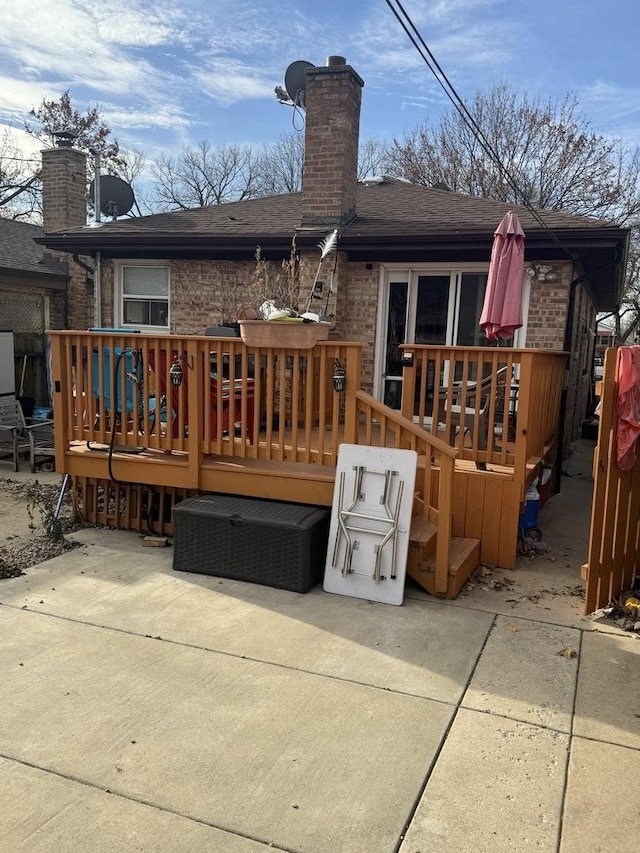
[0,129,41,220]
[387,85,640,221]
[257,132,304,195]
[151,132,393,209]
[387,83,640,335]
[357,137,390,180]
[150,141,262,210]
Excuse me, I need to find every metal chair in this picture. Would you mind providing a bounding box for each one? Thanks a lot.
[443,366,509,469]
[0,398,55,473]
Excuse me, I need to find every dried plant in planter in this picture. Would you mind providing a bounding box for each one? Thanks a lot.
[236,230,339,322]
[237,239,308,320]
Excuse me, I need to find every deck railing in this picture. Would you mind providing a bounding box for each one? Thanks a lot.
[49,331,362,479]
[400,345,567,491]
[354,390,458,590]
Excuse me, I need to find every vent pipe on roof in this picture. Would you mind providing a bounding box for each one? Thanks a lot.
[51,130,78,148]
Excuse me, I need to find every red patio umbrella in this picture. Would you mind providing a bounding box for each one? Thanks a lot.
[480,211,525,341]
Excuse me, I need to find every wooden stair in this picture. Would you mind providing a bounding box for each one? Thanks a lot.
[407,515,480,600]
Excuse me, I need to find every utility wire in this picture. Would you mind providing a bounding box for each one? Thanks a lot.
[384,0,579,263]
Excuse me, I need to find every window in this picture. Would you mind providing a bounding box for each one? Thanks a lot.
[116,263,169,331]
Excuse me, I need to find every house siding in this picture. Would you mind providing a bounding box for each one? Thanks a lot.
[526,266,571,350]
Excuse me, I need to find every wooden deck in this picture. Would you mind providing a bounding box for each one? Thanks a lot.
[49,332,567,597]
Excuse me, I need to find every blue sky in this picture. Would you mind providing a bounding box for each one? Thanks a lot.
[1,0,639,163]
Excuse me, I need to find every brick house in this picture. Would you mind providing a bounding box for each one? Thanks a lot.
[0,217,71,404]
[37,56,629,453]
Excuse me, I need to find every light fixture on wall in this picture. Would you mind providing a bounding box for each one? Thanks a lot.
[526,264,559,281]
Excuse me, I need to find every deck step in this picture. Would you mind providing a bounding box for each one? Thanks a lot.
[407,536,480,600]
[409,516,437,547]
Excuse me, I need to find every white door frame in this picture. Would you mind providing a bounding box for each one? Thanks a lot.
[374,263,530,403]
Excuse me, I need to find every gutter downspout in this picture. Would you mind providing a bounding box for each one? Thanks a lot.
[94,252,102,327]
[554,269,579,495]
[88,149,103,327]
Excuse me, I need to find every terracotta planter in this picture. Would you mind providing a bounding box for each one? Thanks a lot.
[239,320,330,349]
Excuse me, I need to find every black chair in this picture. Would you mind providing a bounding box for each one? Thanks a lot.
[204,326,239,337]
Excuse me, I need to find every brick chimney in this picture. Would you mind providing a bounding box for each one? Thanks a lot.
[301,56,364,230]
[41,137,90,328]
[41,140,87,233]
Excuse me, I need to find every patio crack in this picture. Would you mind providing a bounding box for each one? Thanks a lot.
[0,752,294,852]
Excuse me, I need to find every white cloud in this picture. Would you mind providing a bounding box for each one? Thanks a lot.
[193,63,276,106]
[103,105,193,131]
[0,77,62,119]
[0,123,43,159]
[582,81,640,122]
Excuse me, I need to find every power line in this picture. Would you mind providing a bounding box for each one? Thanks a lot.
[0,156,41,164]
[384,0,578,263]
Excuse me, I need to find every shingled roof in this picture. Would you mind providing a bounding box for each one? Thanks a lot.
[37,177,629,310]
[39,177,622,242]
[0,218,67,287]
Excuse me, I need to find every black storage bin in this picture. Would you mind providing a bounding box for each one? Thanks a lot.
[172,494,330,592]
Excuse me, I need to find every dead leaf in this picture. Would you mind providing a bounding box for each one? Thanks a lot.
[557,647,577,659]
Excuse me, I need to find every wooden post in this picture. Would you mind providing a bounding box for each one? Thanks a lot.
[186,338,202,489]
[342,344,362,444]
[401,349,416,421]
[434,452,454,593]
[50,333,68,474]
[513,351,533,496]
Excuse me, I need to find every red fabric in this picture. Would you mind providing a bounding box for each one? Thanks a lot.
[480,211,525,341]
[148,349,254,442]
[616,346,640,469]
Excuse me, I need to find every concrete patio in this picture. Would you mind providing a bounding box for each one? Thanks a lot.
[0,439,638,852]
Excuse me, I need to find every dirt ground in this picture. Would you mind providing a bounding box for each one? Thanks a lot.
[0,478,81,578]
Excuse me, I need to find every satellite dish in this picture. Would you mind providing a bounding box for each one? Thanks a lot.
[88,175,135,218]
[284,60,313,108]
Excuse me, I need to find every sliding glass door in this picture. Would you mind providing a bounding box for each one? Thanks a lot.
[379,269,496,408]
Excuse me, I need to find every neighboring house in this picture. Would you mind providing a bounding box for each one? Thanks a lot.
[36,56,630,455]
[0,217,70,405]
[595,324,616,362]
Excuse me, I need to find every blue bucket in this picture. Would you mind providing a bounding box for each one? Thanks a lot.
[519,486,540,535]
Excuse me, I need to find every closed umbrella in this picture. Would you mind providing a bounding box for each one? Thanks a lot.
[480,211,525,341]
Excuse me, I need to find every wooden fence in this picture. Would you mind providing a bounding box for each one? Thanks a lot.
[585,347,640,612]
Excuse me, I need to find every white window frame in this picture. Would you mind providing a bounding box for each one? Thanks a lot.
[114,260,170,333]
[374,263,530,402]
